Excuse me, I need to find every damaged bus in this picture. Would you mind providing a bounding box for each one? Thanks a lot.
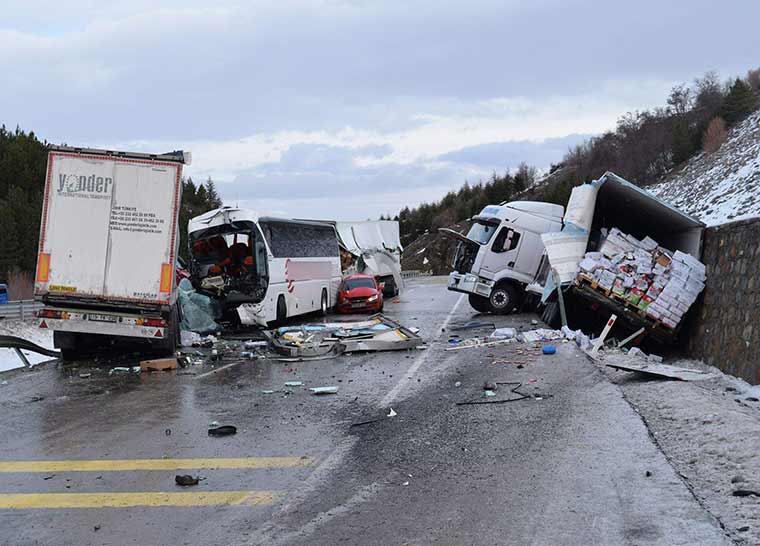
[187,207,342,326]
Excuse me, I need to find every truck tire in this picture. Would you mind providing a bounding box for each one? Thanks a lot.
[488,283,518,315]
[320,289,328,316]
[468,294,490,313]
[381,277,397,297]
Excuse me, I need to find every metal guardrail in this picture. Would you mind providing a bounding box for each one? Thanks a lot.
[0,300,43,321]
[401,270,433,279]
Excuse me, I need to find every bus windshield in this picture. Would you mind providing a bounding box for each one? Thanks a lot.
[466,221,499,245]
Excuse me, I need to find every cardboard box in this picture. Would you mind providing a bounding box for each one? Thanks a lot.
[140,358,178,372]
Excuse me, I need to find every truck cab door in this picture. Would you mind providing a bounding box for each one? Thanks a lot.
[481,227,522,275]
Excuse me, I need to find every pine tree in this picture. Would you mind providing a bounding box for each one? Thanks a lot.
[205,177,222,208]
[720,78,758,125]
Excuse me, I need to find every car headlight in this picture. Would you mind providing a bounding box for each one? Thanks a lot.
[368,294,379,302]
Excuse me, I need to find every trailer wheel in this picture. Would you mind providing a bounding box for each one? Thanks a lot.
[320,289,328,316]
[276,295,287,323]
[468,294,490,313]
[488,283,518,315]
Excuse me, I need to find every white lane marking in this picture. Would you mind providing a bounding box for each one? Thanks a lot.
[379,293,464,408]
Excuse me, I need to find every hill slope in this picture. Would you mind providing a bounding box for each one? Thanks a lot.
[650,110,760,226]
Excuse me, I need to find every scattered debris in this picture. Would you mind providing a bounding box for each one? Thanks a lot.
[108,366,140,376]
[208,425,237,436]
[606,361,717,381]
[449,320,496,331]
[489,327,516,340]
[175,475,200,487]
[79,372,91,379]
[387,408,397,418]
[519,329,563,343]
[732,489,760,497]
[310,386,338,395]
[139,357,178,372]
[456,382,531,405]
[284,381,303,387]
[271,315,422,357]
[261,390,275,395]
[542,345,556,355]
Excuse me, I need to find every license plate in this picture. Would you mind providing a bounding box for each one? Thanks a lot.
[351,302,366,308]
[88,313,118,323]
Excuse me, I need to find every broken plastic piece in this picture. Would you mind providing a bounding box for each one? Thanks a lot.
[208,425,237,436]
[387,408,397,417]
[309,386,338,395]
[542,345,556,355]
[284,381,303,387]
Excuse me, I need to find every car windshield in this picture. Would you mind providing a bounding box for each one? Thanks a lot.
[344,278,375,290]
[466,221,498,244]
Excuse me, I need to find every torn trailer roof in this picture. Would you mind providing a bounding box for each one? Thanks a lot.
[539,172,706,344]
[542,171,705,286]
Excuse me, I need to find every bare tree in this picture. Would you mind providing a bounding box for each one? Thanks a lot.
[702,117,727,154]
[748,67,760,94]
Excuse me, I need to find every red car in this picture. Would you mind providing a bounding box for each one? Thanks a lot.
[337,274,384,313]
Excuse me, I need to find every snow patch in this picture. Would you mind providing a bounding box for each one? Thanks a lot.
[0,320,55,373]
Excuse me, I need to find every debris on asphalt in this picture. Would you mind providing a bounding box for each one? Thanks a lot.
[454,381,462,387]
[387,408,397,417]
[310,386,338,395]
[489,327,517,340]
[108,366,140,376]
[519,329,564,343]
[139,357,178,372]
[449,320,496,331]
[175,475,200,487]
[284,381,303,387]
[456,381,532,406]
[78,372,91,378]
[732,489,760,497]
[444,337,517,351]
[542,345,557,355]
[208,425,237,436]
[261,390,275,394]
[270,314,423,358]
[605,361,718,381]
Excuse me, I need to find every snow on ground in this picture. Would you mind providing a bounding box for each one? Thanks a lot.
[650,110,760,226]
[601,351,760,545]
[0,320,55,373]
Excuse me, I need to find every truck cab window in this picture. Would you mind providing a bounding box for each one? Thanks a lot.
[492,228,521,253]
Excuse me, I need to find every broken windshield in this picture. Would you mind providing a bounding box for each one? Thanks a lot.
[343,278,376,290]
[466,221,499,244]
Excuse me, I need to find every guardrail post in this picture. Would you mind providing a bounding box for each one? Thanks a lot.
[20,300,24,321]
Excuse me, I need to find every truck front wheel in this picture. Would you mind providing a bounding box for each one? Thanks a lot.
[468,294,490,313]
[488,284,518,315]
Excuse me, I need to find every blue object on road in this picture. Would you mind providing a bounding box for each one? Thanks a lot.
[542,345,557,355]
[0,284,7,305]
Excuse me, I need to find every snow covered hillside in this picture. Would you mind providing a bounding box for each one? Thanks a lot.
[650,110,760,226]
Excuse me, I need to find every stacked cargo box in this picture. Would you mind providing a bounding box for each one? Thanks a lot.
[576,228,706,330]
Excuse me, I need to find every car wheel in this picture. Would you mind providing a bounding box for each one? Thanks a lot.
[488,283,518,315]
[468,293,490,313]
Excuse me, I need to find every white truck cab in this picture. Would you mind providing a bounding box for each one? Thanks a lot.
[444,201,564,313]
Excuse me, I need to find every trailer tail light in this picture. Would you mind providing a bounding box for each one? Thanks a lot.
[36,309,68,320]
[36,253,51,282]
[159,263,172,293]
[143,318,167,328]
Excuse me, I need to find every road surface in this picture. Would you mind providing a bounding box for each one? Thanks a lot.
[0,277,732,545]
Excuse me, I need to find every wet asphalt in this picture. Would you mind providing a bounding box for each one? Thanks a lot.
[0,277,732,546]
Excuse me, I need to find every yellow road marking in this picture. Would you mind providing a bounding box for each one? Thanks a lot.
[0,457,313,473]
[0,490,280,509]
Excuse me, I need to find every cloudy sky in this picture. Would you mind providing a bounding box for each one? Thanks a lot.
[2,1,759,219]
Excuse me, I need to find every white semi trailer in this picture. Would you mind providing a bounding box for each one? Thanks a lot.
[444,201,564,314]
[34,146,189,359]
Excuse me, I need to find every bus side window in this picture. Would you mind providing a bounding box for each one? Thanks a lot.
[492,228,521,253]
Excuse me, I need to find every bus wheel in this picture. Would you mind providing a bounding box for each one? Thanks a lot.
[468,293,490,313]
[276,295,287,323]
[320,289,328,316]
[488,283,518,315]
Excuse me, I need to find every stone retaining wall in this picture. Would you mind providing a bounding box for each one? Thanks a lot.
[687,218,760,384]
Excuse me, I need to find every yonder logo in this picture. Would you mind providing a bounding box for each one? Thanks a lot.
[57,173,113,195]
